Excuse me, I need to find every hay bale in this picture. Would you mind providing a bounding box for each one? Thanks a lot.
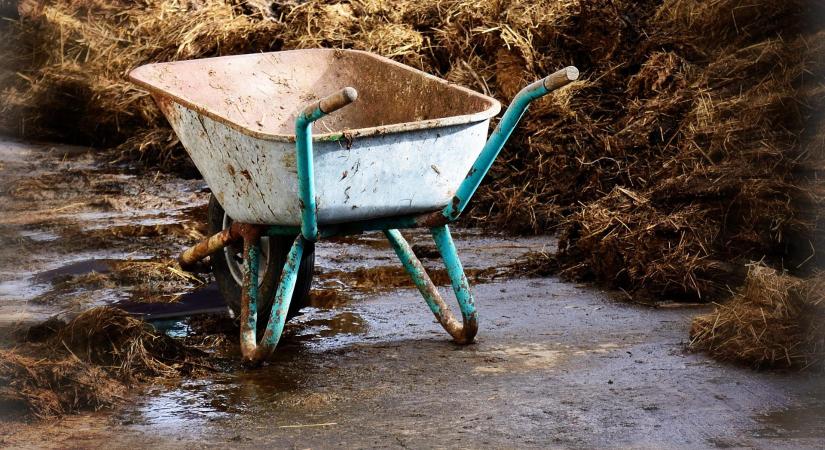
[689,266,825,369]
[653,0,805,50]
[279,2,355,49]
[547,0,821,302]
[626,51,692,97]
[1,0,285,160]
[555,187,731,300]
[444,56,493,96]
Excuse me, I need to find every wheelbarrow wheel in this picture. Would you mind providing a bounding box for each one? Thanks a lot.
[207,195,314,336]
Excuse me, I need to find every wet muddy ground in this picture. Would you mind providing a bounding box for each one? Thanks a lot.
[0,140,824,448]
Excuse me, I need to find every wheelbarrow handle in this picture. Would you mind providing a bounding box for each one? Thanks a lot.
[441,66,579,221]
[296,87,359,242]
[301,87,359,118]
[543,66,580,91]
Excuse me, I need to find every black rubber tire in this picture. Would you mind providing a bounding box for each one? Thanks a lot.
[207,195,314,335]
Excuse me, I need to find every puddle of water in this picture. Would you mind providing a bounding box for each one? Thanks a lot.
[118,282,227,320]
[153,319,193,338]
[751,385,825,439]
[120,306,371,434]
[0,278,50,304]
[134,379,235,432]
[32,258,115,283]
[125,316,353,434]
[293,310,368,340]
[307,288,352,309]
[131,358,323,431]
[0,250,150,294]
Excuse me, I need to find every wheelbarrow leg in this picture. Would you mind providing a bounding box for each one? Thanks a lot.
[384,225,477,344]
[238,227,305,365]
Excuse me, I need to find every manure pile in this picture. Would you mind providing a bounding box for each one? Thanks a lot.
[0,307,204,417]
[0,307,233,418]
[1,0,823,368]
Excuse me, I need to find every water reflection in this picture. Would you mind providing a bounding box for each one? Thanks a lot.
[137,379,233,432]
[752,379,825,439]
[131,309,369,434]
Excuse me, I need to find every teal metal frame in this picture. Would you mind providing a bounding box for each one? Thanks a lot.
[179,67,579,365]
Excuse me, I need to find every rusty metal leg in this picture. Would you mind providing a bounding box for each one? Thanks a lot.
[384,226,478,344]
[239,230,305,366]
[238,227,262,358]
[178,222,242,271]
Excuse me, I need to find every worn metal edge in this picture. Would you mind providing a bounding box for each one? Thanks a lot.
[129,49,502,143]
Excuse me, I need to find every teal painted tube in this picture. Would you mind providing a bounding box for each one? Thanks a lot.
[442,66,579,221]
[385,228,442,316]
[294,87,358,242]
[384,227,477,344]
[431,225,476,324]
[295,108,322,242]
[258,236,305,353]
[239,234,305,365]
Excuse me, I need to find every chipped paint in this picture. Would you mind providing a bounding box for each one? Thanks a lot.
[161,101,488,226]
[384,226,477,344]
[239,234,305,366]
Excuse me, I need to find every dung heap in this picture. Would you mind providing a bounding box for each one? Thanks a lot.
[0,307,233,418]
[0,307,187,417]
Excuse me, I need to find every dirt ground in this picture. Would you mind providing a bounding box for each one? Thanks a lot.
[1,139,824,449]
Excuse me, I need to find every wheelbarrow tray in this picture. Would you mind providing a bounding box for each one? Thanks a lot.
[130,49,501,226]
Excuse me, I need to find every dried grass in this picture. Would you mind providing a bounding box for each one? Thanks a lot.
[110,258,206,299]
[689,265,825,369]
[1,0,284,154]
[0,349,125,419]
[0,306,219,418]
[31,258,206,305]
[56,306,189,378]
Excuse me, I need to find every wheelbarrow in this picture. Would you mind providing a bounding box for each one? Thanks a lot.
[130,49,578,365]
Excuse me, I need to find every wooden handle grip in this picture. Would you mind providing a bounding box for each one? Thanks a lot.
[543,66,579,91]
[319,87,358,114]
